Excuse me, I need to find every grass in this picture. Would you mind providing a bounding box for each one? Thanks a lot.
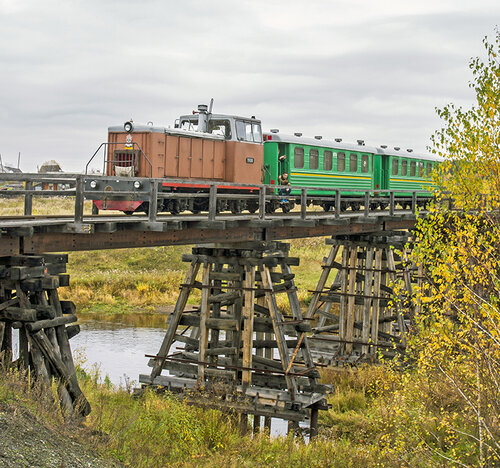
[2,357,482,467]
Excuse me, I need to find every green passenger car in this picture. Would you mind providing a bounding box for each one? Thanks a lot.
[263,131,441,210]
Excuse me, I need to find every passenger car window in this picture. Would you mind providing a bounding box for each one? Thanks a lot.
[392,158,399,175]
[361,155,369,173]
[401,159,408,176]
[418,161,424,177]
[410,161,416,176]
[426,162,432,176]
[294,147,304,168]
[324,151,333,171]
[337,152,345,172]
[349,153,358,172]
[309,149,319,169]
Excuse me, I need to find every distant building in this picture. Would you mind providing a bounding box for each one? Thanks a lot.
[38,160,62,173]
[0,163,22,174]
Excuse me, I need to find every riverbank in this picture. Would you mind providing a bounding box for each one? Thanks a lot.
[0,362,399,467]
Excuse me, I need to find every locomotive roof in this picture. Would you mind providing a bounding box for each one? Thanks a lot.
[263,132,442,162]
[179,113,261,123]
[108,124,225,140]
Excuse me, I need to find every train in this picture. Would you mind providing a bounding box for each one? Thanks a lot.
[86,103,441,215]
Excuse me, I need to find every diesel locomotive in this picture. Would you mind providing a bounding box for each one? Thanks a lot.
[86,103,440,214]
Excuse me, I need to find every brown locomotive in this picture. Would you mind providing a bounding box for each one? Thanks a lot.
[91,103,264,214]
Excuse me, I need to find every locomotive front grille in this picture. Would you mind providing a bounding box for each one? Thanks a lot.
[113,149,137,167]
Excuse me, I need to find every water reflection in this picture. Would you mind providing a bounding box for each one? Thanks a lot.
[72,315,169,387]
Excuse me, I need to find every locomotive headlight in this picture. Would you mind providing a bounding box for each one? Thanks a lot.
[124,121,134,133]
[133,181,142,189]
[89,180,98,189]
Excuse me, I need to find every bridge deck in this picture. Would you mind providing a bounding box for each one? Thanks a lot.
[0,173,423,255]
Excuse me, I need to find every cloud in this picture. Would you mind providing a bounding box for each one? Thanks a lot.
[0,1,497,170]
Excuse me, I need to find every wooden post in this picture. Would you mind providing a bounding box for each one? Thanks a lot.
[197,263,211,384]
[361,247,374,355]
[338,246,349,349]
[345,247,358,354]
[300,188,307,219]
[148,179,158,222]
[310,406,319,439]
[335,189,341,218]
[24,180,33,216]
[208,184,217,221]
[74,175,85,224]
[370,249,383,354]
[259,186,266,220]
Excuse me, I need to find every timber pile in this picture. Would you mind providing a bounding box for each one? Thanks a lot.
[306,232,419,365]
[0,254,90,417]
[140,241,328,436]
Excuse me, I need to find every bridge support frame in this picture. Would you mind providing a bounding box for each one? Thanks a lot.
[0,254,90,418]
[141,241,328,437]
[306,232,418,365]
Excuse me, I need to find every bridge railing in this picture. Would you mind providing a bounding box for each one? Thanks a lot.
[0,173,441,225]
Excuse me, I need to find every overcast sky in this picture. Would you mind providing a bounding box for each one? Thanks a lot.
[0,0,498,172]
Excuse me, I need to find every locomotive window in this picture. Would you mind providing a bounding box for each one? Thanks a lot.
[309,149,319,169]
[401,159,408,176]
[324,150,333,171]
[410,161,416,176]
[361,155,369,173]
[418,161,424,177]
[426,162,432,176]
[294,147,304,168]
[392,158,399,175]
[349,153,358,172]
[337,152,345,172]
[252,123,263,143]
[208,119,232,139]
[236,120,262,143]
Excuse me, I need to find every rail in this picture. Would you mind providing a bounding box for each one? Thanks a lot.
[0,173,452,227]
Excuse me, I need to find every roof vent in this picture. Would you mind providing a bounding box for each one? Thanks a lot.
[394,147,400,151]
[357,140,365,146]
[314,135,322,140]
[198,104,208,113]
[270,129,279,133]
[407,148,413,153]
[294,132,302,137]
[381,145,387,149]
[334,138,342,143]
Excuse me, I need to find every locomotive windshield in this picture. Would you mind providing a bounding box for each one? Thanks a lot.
[236,120,262,143]
[179,118,232,139]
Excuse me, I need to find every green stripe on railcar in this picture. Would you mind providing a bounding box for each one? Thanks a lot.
[265,142,375,195]
[386,155,437,196]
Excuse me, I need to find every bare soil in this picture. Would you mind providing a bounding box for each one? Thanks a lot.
[0,402,121,468]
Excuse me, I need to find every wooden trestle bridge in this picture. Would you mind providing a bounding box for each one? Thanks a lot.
[0,173,433,436]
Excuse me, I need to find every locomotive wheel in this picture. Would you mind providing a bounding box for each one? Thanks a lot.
[370,202,379,211]
[322,203,332,212]
[281,203,291,214]
[265,201,277,214]
[350,202,361,211]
